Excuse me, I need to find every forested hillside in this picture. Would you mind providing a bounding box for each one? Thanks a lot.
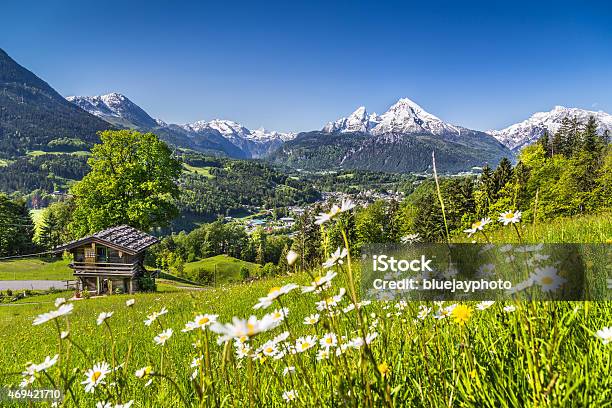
[176,153,320,226]
[270,130,512,173]
[0,48,111,157]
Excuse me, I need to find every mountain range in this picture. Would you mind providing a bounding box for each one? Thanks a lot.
[271,99,512,172]
[489,106,612,151]
[1,47,611,172]
[67,93,296,159]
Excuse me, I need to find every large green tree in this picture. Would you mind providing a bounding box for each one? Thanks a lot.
[70,130,181,237]
[0,194,35,256]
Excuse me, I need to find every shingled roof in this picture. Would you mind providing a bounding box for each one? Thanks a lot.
[56,225,159,254]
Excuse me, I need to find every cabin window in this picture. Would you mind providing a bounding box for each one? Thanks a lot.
[97,246,108,262]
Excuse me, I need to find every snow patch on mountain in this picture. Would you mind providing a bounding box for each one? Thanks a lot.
[489,106,612,151]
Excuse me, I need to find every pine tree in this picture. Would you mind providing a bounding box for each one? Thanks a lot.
[492,158,513,197]
[552,117,572,157]
[567,116,583,155]
[38,210,60,249]
[539,130,551,157]
[581,115,599,154]
[475,164,494,216]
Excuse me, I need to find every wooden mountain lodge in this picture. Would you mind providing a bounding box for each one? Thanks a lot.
[56,225,158,295]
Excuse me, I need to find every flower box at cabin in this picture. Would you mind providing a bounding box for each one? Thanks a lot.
[55,225,158,295]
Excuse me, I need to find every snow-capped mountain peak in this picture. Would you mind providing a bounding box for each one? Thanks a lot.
[66,92,158,129]
[322,106,378,133]
[489,106,612,151]
[250,127,296,142]
[180,118,296,158]
[322,97,461,137]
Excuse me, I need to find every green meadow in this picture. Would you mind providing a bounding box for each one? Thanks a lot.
[0,258,72,281]
[0,213,610,407]
[183,255,261,284]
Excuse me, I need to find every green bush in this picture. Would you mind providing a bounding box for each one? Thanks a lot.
[239,265,250,280]
[138,273,157,292]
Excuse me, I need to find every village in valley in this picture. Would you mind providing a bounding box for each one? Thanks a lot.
[239,189,406,235]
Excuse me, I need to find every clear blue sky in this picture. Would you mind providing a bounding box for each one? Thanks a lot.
[2,0,611,132]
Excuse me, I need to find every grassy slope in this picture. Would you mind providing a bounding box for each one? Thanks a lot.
[183,255,261,284]
[182,163,214,178]
[0,258,72,280]
[453,212,612,243]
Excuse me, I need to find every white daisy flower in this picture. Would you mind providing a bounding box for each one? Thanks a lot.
[417,305,431,320]
[96,402,112,408]
[464,218,491,237]
[531,266,566,292]
[96,312,114,326]
[135,366,154,378]
[82,362,111,393]
[400,233,421,244]
[317,348,331,361]
[322,247,348,269]
[144,307,168,326]
[340,199,356,213]
[210,315,278,343]
[282,390,298,402]
[267,308,289,324]
[54,298,66,308]
[20,375,35,388]
[154,328,173,346]
[595,327,612,344]
[254,284,299,309]
[303,314,320,325]
[260,340,279,357]
[506,277,534,295]
[35,355,59,372]
[235,343,251,359]
[295,335,317,353]
[273,331,290,343]
[503,305,516,313]
[301,270,337,293]
[183,314,218,332]
[315,288,346,311]
[314,212,332,225]
[348,337,364,349]
[33,303,74,326]
[498,210,522,225]
[126,299,135,307]
[319,333,338,348]
[269,283,300,299]
[475,301,495,311]
[343,303,356,313]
